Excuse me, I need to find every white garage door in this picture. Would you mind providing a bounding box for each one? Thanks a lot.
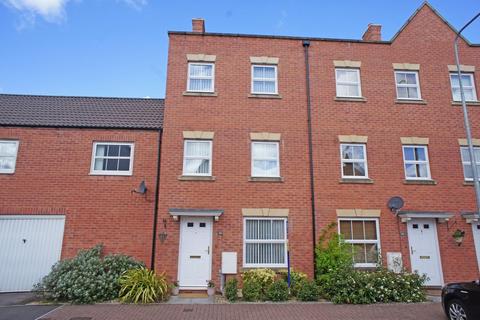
[0,215,65,292]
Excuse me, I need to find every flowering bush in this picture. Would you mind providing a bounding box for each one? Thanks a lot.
[297,280,319,301]
[279,269,308,297]
[35,245,143,304]
[266,280,289,301]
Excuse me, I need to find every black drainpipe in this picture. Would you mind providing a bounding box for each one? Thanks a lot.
[150,128,163,270]
[303,40,317,274]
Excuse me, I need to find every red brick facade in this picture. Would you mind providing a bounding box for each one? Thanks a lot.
[156,3,480,286]
[0,127,160,265]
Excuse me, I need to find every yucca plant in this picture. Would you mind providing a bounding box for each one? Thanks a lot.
[118,267,169,303]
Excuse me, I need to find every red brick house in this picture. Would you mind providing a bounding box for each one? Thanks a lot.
[1,2,480,293]
[0,94,164,292]
[157,2,480,290]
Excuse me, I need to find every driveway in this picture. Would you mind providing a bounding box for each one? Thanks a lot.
[42,302,445,320]
[0,293,59,320]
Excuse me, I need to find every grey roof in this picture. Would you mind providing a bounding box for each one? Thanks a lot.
[0,94,164,129]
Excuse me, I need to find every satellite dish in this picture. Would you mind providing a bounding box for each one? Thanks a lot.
[133,180,147,195]
[387,196,404,213]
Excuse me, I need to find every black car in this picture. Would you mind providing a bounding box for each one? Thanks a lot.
[442,279,480,320]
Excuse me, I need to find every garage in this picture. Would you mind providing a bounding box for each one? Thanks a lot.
[0,215,65,292]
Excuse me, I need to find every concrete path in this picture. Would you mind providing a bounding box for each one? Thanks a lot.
[42,302,445,320]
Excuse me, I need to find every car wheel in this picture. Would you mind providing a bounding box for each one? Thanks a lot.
[447,299,468,320]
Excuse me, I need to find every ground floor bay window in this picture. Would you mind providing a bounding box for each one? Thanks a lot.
[338,218,380,268]
[243,218,288,268]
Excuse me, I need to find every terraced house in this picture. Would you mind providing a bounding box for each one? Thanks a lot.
[1,2,480,293]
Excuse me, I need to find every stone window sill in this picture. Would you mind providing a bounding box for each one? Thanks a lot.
[395,99,427,105]
[452,101,480,106]
[334,96,367,103]
[339,178,374,184]
[249,176,284,182]
[463,181,476,186]
[178,175,216,181]
[183,91,218,97]
[248,93,282,99]
[403,179,437,185]
[241,267,287,272]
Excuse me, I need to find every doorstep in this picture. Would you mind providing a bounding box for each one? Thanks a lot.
[167,294,215,305]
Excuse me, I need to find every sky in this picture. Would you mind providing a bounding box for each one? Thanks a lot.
[0,0,479,99]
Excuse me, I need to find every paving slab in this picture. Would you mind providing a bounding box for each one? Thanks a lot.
[43,302,445,320]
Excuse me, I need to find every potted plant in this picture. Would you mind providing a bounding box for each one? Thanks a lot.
[207,280,215,296]
[452,229,465,246]
[171,281,179,296]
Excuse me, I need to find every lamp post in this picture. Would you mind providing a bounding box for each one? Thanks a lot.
[454,12,480,216]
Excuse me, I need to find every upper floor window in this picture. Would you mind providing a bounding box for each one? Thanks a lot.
[251,65,278,94]
[0,140,19,174]
[340,143,368,179]
[244,217,287,267]
[339,218,380,268]
[187,63,214,92]
[335,68,362,98]
[450,73,477,102]
[395,71,421,100]
[251,141,280,177]
[402,145,431,180]
[183,140,212,176]
[91,142,134,176]
[460,146,480,181]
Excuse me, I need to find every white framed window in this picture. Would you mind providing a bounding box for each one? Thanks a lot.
[395,71,421,100]
[402,145,431,180]
[0,140,19,174]
[182,140,212,176]
[338,218,380,268]
[340,144,368,178]
[187,63,214,92]
[460,147,480,181]
[251,65,278,94]
[243,217,288,268]
[450,73,477,102]
[335,68,362,98]
[90,142,134,175]
[251,141,280,177]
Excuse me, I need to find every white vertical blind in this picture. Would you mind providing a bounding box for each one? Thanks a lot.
[244,218,287,266]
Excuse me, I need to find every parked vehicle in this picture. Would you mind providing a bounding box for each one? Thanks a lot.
[442,279,480,320]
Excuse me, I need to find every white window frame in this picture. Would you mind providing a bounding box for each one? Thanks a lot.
[450,73,477,102]
[394,71,422,100]
[251,64,278,95]
[460,146,480,181]
[402,145,431,180]
[90,142,134,176]
[243,217,288,268]
[338,218,381,268]
[182,140,213,176]
[335,68,362,98]
[251,141,280,177]
[0,140,19,174]
[187,62,215,93]
[340,143,368,179]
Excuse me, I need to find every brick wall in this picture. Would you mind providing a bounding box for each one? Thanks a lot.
[0,126,160,265]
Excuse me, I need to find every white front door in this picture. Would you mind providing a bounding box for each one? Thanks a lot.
[472,222,480,271]
[407,219,443,286]
[178,216,212,289]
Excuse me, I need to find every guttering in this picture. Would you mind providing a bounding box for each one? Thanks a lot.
[302,40,317,273]
[150,128,163,270]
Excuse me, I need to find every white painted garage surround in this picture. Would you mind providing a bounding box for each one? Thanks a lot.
[0,215,65,292]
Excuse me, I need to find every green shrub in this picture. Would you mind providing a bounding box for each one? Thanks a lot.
[279,269,308,297]
[224,278,238,302]
[242,279,263,301]
[315,223,353,283]
[318,268,427,304]
[35,244,143,304]
[297,280,319,301]
[118,267,169,303]
[266,280,289,302]
[242,269,276,293]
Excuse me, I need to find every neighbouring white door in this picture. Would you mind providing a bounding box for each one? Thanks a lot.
[407,219,443,286]
[472,222,480,271]
[0,215,65,292]
[178,216,212,289]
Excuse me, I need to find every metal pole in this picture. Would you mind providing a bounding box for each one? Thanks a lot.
[454,12,480,216]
